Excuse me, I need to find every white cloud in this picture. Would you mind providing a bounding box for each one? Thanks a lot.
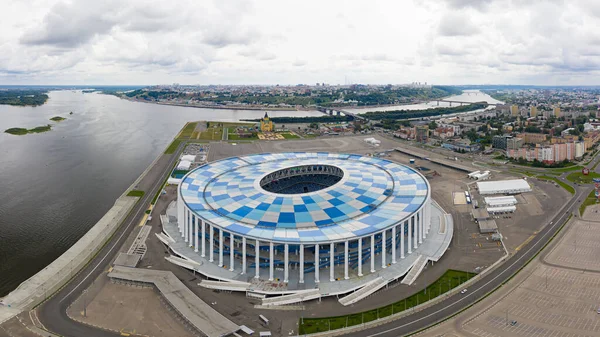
[0,0,599,85]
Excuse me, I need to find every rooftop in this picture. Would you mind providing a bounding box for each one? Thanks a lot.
[180,153,429,243]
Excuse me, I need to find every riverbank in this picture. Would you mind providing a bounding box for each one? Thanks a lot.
[0,124,186,325]
[119,96,298,111]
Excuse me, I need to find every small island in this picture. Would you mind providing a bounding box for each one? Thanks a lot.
[5,125,52,135]
[50,116,66,122]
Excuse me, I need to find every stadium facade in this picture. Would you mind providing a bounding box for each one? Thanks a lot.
[160,152,452,302]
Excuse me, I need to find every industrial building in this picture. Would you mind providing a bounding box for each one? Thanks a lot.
[476,179,531,195]
[485,196,518,207]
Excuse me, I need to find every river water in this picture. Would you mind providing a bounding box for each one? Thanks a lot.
[0,89,500,296]
[345,89,503,113]
[0,91,323,296]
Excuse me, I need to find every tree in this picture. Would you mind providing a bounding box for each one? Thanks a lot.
[428,121,438,129]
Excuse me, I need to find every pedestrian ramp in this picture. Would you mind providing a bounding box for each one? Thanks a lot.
[401,255,427,285]
[164,255,201,270]
[155,232,175,245]
[338,277,387,306]
[261,289,321,306]
[199,280,251,292]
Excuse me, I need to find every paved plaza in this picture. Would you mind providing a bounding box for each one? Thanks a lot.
[423,205,600,337]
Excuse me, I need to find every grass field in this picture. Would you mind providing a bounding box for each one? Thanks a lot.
[228,133,258,140]
[199,126,223,140]
[566,171,600,184]
[537,175,575,194]
[298,269,476,335]
[127,190,145,197]
[164,139,182,154]
[580,189,598,215]
[179,122,197,138]
[280,132,300,139]
[548,165,584,173]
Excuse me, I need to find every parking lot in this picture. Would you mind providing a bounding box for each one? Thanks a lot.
[457,206,600,337]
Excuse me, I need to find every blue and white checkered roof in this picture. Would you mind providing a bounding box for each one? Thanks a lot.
[180,153,429,243]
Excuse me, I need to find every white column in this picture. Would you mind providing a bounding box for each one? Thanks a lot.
[209,225,214,262]
[242,237,247,275]
[229,233,234,271]
[427,201,432,234]
[201,220,206,257]
[392,226,396,264]
[188,211,194,247]
[358,238,363,276]
[299,244,304,284]
[269,242,274,281]
[370,235,375,273]
[425,202,431,235]
[255,240,260,279]
[194,216,199,252]
[408,217,412,254]
[381,231,387,268]
[401,221,405,259]
[344,241,349,280]
[414,215,419,249]
[218,229,224,267]
[177,193,184,234]
[284,244,289,283]
[330,243,335,282]
[419,210,423,244]
[314,244,320,283]
[183,209,188,241]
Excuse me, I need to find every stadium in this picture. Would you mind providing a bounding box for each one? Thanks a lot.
[159,152,453,304]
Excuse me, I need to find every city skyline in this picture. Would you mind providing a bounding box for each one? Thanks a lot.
[1,0,600,85]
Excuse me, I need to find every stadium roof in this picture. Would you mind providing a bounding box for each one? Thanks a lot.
[180,153,429,243]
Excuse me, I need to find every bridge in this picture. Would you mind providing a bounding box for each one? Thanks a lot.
[316,106,366,120]
[431,100,502,107]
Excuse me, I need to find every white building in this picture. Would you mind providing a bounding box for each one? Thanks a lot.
[484,196,518,207]
[477,179,531,195]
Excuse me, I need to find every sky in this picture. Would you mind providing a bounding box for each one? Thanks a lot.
[1,0,600,85]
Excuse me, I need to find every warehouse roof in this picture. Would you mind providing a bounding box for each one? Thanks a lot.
[477,179,531,195]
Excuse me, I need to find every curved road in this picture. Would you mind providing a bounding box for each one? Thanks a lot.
[36,142,185,337]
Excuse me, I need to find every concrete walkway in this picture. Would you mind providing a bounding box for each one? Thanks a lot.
[108,266,239,337]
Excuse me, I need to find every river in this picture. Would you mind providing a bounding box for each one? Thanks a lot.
[345,89,503,113]
[0,90,323,297]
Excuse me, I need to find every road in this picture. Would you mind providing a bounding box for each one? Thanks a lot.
[36,141,185,337]
[343,146,600,336]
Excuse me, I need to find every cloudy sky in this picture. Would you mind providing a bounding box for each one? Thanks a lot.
[1,0,599,85]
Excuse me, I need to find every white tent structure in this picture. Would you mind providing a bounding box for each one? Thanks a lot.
[477,179,531,195]
[485,196,517,207]
[177,160,192,171]
[181,154,196,162]
[167,177,182,185]
[487,205,516,213]
[364,138,381,146]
